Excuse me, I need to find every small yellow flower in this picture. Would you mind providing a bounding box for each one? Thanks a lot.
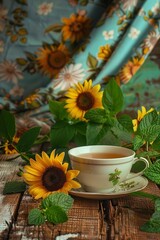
[4,136,19,155]
[23,150,81,199]
[64,79,103,120]
[97,44,112,61]
[132,106,154,132]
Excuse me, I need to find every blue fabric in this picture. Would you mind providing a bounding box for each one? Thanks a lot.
[0,0,159,113]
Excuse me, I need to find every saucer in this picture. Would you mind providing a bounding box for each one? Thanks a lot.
[69,175,148,200]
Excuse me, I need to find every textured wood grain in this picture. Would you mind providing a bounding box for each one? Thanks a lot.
[8,192,107,240]
[0,158,23,239]
[109,182,160,240]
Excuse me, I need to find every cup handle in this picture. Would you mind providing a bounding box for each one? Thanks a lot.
[125,157,149,182]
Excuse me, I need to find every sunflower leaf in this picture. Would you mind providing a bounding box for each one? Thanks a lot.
[50,121,75,147]
[28,208,45,226]
[45,205,68,224]
[0,110,16,142]
[86,122,110,145]
[49,100,68,120]
[41,192,74,213]
[16,127,41,152]
[85,108,108,123]
[102,79,124,114]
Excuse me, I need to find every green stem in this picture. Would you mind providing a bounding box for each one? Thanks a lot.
[130,191,160,201]
[146,141,152,166]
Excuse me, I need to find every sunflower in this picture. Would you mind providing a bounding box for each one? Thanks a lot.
[36,44,70,78]
[4,136,19,154]
[22,150,81,199]
[64,79,103,120]
[119,57,145,84]
[132,106,154,132]
[97,44,112,61]
[61,13,92,43]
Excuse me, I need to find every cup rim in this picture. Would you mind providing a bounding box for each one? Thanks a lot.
[68,145,135,162]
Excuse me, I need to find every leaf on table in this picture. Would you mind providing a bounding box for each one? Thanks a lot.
[28,208,45,226]
[3,181,26,194]
[144,160,160,184]
[46,205,68,224]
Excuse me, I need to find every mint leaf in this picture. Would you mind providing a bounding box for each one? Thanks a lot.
[0,110,16,142]
[133,135,145,151]
[102,79,124,114]
[85,108,108,123]
[28,208,45,226]
[144,160,160,184]
[16,127,41,152]
[117,114,133,132]
[155,198,160,211]
[3,181,26,194]
[86,123,110,145]
[140,210,160,233]
[46,205,68,224]
[41,192,74,213]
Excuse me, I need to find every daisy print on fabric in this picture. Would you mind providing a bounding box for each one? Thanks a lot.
[102,30,114,40]
[0,60,23,84]
[128,27,140,39]
[53,63,85,91]
[37,2,53,15]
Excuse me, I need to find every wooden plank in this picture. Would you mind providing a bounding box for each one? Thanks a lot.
[9,192,107,239]
[0,159,23,239]
[109,182,160,240]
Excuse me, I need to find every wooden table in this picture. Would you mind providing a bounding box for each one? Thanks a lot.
[1,158,160,240]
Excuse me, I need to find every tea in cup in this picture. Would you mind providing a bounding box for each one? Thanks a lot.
[68,145,149,193]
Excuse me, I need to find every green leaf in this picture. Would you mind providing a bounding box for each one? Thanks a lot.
[117,114,133,132]
[86,123,109,145]
[50,121,75,147]
[49,100,68,120]
[140,210,160,233]
[28,208,45,226]
[41,192,74,213]
[16,127,41,152]
[0,110,16,141]
[152,134,160,151]
[85,108,108,123]
[46,205,68,224]
[111,119,132,144]
[144,160,160,184]
[155,198,160,211]
[132,135,145,151]
[87,53,98,69]
[102,79,124,114]
[3,181,26,194]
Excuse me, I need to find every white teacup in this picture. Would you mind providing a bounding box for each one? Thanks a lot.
[68,145,149,193]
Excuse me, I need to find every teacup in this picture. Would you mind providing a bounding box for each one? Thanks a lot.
[68,145,149,193]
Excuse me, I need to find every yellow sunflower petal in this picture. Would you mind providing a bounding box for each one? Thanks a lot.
[23,173,41,182]
[66,169,80,180]
[24,165,42,176]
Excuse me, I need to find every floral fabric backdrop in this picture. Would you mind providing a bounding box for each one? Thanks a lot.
[0,0,159,125]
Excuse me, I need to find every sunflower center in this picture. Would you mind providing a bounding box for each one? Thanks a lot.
[76,91,94,110]
[42,166,66,191]
[71,22,83,32]
[48,50,66,69]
